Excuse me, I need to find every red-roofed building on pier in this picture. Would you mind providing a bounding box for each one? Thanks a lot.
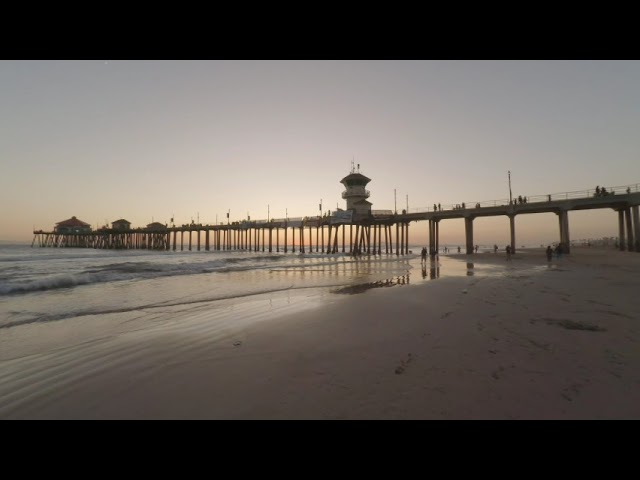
[54,216,92,234]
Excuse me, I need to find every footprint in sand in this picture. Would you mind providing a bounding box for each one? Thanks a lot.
[395,353,414,374]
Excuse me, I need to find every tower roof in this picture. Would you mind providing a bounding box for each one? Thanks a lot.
[340,172,371,186]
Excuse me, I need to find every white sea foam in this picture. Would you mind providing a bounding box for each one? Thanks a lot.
[0,244,421,330]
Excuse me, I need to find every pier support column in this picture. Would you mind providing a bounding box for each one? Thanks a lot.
[562,210,571,254]
[300,226,305,253]
[429,219,435,256]
[384,225,389,254]
[395,222,399,255]
[405,223,409,255]
[435,220,440,255]
[556,210,571,254]
[284,225,288,253]
[618,210,626,251]
[624,207,634,252]
[633,205,640,252]
[205,231,209,251]
[509,214,516,255]
[342,224,345,253]
[465,217,474,254]
[371,225,376,254]
[292,226,296,253]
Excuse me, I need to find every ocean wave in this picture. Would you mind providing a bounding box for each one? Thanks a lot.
[0,282,337,330]
[0,251,413,296]
[0,255,287,295]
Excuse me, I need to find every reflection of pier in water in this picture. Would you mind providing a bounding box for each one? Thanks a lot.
[467,262,474,276]
[421,259,440,280]
[332,274,411,295]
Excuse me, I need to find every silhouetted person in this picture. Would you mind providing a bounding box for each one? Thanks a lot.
[494,244,498,254]
[475,244,479,253]
[595,186,600,196]
[457,246,461,253]
[421,247,427,263]
[627,187,631,194]
[546,245,553,262]
[506,245,512,261]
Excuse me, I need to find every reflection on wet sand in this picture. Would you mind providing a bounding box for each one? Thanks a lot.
[422,259,441,280]
[332,274,411,295]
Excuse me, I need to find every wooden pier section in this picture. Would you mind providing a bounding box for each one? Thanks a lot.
[32,184,640,255]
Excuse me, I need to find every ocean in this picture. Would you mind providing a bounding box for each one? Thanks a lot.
[0,243,508,332]
[0,242,511,418]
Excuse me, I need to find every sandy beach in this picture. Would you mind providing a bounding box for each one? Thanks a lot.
[2,247,639,419]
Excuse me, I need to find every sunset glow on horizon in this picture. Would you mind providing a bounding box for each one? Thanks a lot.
[2,60,639,246]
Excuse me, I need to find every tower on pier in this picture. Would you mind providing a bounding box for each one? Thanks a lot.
[340,162,372,218]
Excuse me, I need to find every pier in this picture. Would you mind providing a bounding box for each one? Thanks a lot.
[32,179,640,255]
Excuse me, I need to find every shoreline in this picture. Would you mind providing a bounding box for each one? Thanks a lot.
[2,248,639,419]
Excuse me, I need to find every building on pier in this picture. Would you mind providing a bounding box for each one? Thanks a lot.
[340,163,372,219]
[112,219,131,231]
[54,216,92,234]
[146,222,167,230]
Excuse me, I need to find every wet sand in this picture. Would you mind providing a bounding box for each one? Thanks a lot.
[2,247,640,419]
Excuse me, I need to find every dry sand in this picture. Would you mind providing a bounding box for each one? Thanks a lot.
[2,247,639,419]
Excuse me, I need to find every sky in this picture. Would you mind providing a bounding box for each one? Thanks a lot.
[1,60,639,246]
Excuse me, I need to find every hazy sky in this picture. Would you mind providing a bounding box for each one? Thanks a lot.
[2,60,639,245]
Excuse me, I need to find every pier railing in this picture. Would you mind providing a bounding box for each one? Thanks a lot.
[408,182,640,213]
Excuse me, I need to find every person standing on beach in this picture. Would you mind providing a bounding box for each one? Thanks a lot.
[421,247,427,263]
[506,245,512,261]
[546,245,553,262]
